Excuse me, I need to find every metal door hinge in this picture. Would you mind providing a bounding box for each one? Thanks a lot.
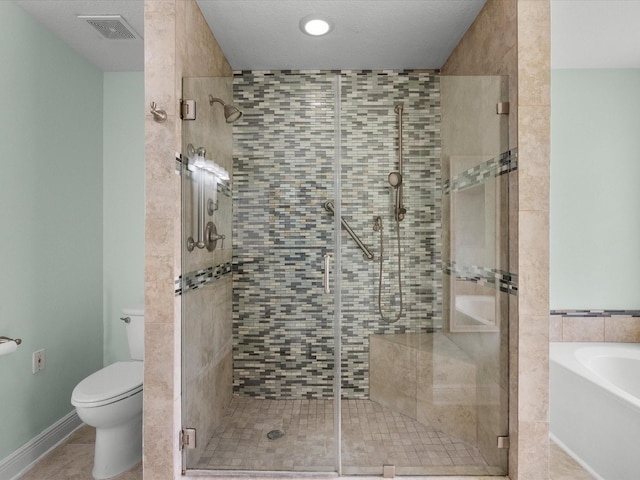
[496,102,510,115]
[383,464,395,478]
[180,428,196,450]
[180,99,196,120]
[497,436,510,449]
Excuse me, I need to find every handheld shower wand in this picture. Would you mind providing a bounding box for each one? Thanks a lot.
[388,171,406,222]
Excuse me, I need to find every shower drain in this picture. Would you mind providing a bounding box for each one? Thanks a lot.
[266,429,285,440]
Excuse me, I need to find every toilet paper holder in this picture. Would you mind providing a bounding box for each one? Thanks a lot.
[0,336,22,345]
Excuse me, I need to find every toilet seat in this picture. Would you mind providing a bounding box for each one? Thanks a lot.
[71,361,143,408]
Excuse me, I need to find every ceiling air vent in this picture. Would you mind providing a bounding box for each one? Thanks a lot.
[78,15,139,40]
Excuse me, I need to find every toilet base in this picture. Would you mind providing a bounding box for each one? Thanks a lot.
[92,416,142,479]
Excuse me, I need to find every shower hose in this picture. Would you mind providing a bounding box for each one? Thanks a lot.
[377,217,403,323]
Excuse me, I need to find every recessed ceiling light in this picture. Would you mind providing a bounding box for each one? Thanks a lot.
[299,15,333,36]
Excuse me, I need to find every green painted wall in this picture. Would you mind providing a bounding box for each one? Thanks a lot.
[0,4,144,462]
[103,73,145,365]
[551,69,640,309]
[0,1,104,459]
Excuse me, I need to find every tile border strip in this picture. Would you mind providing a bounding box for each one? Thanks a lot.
[550,309,640,317]
[444,261,518,295]
[175,262,232,296]
[443,148,518,195]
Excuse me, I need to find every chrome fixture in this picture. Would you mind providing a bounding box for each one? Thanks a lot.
[388,171,402,188]
[205,222,225,251]
[149,102,167,123]
[324,201,374,260]
[392,102,406,222]
[375,215,403,323]
[323,252,333,294]
[266,429,285,440]
[376,103,407,323]
[496,102,510,115]
[207,198,218,215]
[0,336,22,345]
[186,144,229,252]
[208,95,243,123]
[181,99,196,120]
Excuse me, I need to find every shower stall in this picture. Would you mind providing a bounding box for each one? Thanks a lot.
[180,71,513,476]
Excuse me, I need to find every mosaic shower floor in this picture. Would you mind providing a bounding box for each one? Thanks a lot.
[195,397,502,476]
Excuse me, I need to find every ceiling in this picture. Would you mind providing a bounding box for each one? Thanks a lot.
[196,0,485,70]
[15,0,144,72]
[13,0,640,72]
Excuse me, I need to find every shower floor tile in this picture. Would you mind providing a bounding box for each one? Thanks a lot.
[195,397,498,475]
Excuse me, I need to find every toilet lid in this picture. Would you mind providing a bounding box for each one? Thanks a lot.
[71,361,143,407]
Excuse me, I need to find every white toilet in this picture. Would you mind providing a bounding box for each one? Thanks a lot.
[71,306,144,479]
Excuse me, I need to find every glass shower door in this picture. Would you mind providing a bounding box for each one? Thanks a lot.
[181,73,342,474]
[438,74,512,475]
[180,76,236,471]
[180,71,512,477]
[339,73,511,476]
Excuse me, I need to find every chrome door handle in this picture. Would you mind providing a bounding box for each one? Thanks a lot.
[323,253,333,294]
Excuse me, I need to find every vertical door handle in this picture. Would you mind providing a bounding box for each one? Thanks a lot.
[323,253,333,294]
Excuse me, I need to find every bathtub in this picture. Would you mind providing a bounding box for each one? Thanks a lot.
[550,342,640,480]
[452,294,498,332]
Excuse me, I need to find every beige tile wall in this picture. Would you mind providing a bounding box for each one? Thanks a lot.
[515,1,551,474]
[144,0,233,479]
[550,315,640,342]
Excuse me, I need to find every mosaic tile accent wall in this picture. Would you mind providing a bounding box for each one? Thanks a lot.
[232,71,441,399]
[175,262,232,296]
[444,262,517,295]
[442,148,518,296]
[442,149,517,195]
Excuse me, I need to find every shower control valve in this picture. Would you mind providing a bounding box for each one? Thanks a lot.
[205,222,225,252]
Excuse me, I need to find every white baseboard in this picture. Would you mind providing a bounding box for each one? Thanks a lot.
[0,410,83,480]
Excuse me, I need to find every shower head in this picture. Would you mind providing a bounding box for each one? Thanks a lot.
[388,171,402,188]
[223,104,242,123]
[209,95,243,123]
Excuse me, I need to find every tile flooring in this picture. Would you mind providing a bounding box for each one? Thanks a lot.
[195,398,497,476]
[549,442,596,480]
[18,426,141,480]
[18,417,593,479]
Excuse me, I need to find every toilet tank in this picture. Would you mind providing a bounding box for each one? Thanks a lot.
[122,305,144,361]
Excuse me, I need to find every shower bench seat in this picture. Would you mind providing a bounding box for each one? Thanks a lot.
[369,332,478,446]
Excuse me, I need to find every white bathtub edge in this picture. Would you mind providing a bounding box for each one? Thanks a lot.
[550,433,604,480]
